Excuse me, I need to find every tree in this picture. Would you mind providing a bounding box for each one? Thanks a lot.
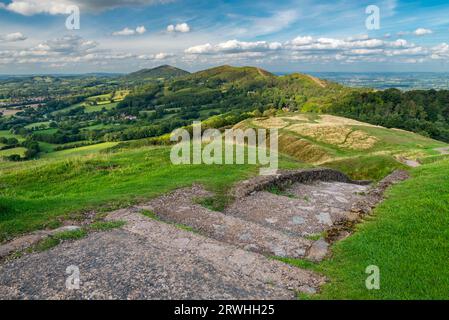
[6,137,18,146]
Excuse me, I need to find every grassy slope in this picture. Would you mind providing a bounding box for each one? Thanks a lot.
[315,158,449,299]
[0,144,305,241]
[84,102,118,113]
[0,130,24,141]
[243,113,447,180]
[0,147,27,157]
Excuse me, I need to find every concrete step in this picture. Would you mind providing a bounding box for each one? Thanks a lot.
[136,185,313,259]
[107,208,326,298]
[225,181,369,237]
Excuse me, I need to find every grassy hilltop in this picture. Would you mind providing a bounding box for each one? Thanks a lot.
[237,113,446,180]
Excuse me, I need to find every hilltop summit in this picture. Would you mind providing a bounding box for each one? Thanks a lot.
[127,65,190,80]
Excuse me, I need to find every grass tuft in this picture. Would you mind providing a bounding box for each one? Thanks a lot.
[88,221,126,231]
[33,229,87,252]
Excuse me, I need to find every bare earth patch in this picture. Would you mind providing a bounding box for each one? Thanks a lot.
[287,124,378,151]
[0,109,22,117]
[252,117,288,129]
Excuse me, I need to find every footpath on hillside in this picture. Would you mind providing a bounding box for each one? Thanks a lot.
[0,168,408,299]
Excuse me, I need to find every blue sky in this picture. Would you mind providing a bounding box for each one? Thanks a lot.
[0,0,448,73]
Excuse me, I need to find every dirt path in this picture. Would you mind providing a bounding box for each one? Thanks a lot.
[396,146,449,168]
[257,67,267,78]
[0,169,408,300]
[306,75,327,88]
[435,147,449,155]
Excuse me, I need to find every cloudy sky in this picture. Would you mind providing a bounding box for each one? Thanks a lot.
[0,0,448,74]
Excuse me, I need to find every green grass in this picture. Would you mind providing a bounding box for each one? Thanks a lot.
[84,102,118,113]
[34,128,58,135]
[272,256,318,271]
[40,142,118,159]
[245,113,448,168]
[81,124,121,131]
[0,130,24,141]
[195,194,231,212]
[312,158,449,299]
[88,221,126,231]
[33,229,87,252]
[140,210,197,233]
[358,126,446,153]
[323,155,408,181]
[25,121,51,130]
[0,147,27,158]
[266,185,297,198]
[51,102,85,115]
[0,145,304,241]
[38,142,57,153]
[140,209,161,221]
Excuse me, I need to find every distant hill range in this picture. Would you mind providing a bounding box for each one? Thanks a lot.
[126,65,190,80]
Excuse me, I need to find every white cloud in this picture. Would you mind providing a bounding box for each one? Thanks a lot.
[184,43,213,54]
[414,28,433,36]
[389,39,408,48]
[136,26,146,34]
[112,27,136,36]
[112,26,146,36]
[0,32,443,71]
[183,34,433,66]
[430,43,449,59]
[290,36,314,46]
[0,0,173,15]
[0,32,27,42]
[167,23,190,33]
[138,52,174,60]
[185,40,282,55]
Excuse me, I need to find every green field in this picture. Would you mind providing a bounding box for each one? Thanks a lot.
[34,128,58,135]
[51,102,85,115]
[40,142,118,159]
[86,90,129,103]
[25,122,51,130]
[84,102,118,113]
[0,130,23,141]
[0,147,27,158]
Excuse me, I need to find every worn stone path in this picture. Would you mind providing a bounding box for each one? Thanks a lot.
[0,209,324,299]
[0,168,407,300]
[138,185,313,259]
[225,181,369,238]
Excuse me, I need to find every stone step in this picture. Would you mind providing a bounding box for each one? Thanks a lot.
[225,181,369,237]
[0,215,324,299]
[136,185,313,259]
[107,208,326,298]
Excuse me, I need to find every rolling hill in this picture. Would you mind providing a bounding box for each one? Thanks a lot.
[236,112,447,180]
[126,65,190,80]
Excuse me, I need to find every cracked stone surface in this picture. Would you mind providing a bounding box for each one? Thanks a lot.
[137,184,312,259]
[225,181,369,237]
[0,210,325,300]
